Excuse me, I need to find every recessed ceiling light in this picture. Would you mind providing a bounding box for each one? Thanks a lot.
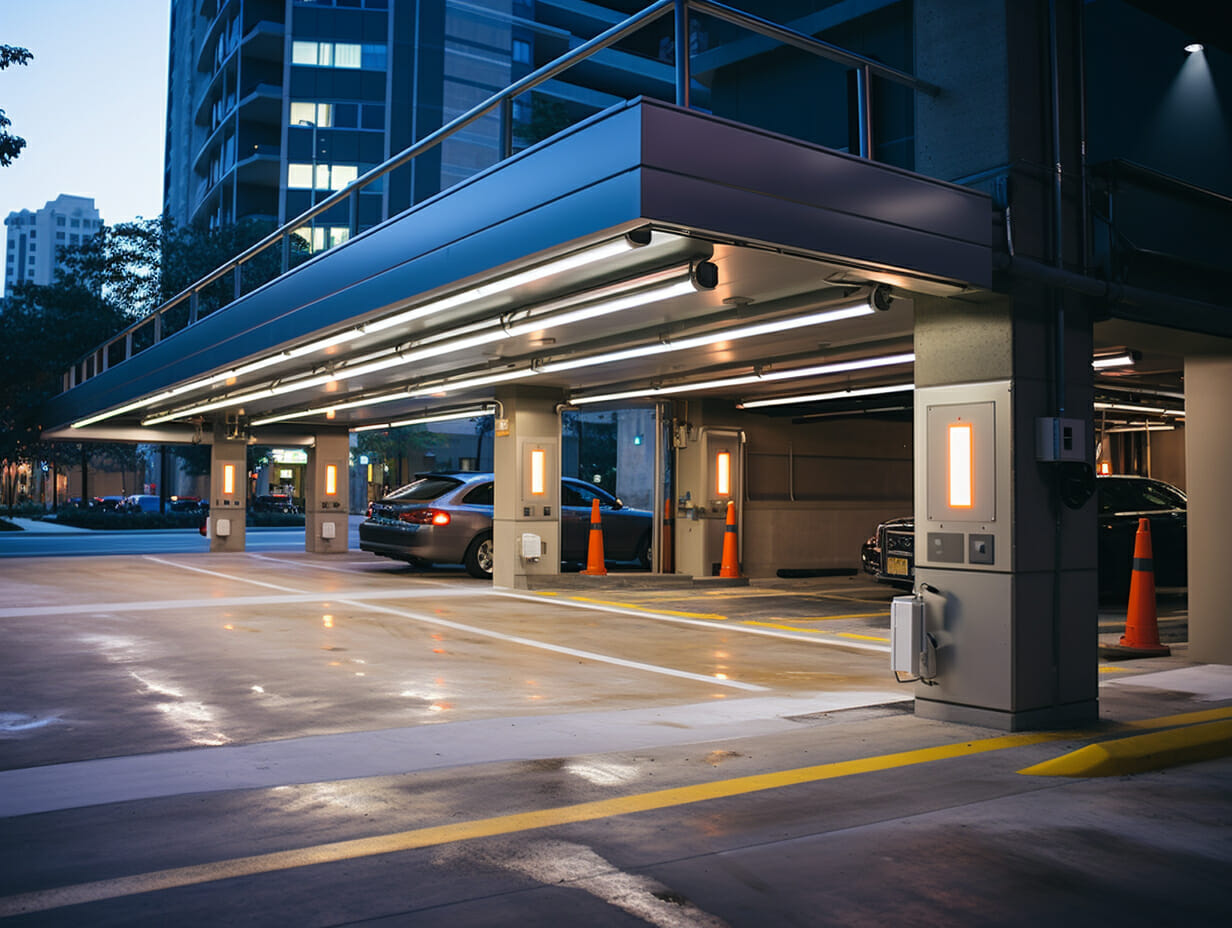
[1185,43,1204,53]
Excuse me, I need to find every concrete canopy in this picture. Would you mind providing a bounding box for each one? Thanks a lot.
[43,99,992,444]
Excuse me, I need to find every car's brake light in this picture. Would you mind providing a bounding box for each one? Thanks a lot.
[398,509,451,526]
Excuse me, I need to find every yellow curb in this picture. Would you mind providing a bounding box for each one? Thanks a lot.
[1019,718,1232,777]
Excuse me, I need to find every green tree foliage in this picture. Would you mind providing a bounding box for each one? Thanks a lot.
[0,44,33,167]
[0,217,291,471]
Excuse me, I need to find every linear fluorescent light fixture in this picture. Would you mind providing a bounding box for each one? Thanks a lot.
[1092,351,1138,370]
[738,383,914,409]
[539,300,876,374]
[571,353,914,406]
[1094,400,1184,416]
[141,260,710,426]
[351,406,494,433]
[75,230,674,429]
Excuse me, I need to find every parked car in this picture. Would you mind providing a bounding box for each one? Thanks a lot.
[168,496,206,513]
[94,495,125,510]
[251,494,299,513]
[119,494,162,513]
[360,472,653,578]
[861,475,1187,596]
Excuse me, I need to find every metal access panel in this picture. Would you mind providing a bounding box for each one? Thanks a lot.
[914,382,1013,573]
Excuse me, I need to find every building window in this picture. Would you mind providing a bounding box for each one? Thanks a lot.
[512,39,532,65]
[294,225,350,253]
[292,40,363,69]
[56,216,66,226]
[56,231,65,241]
[71,219,80,228]
[290,101,334,127]
[287,162,359,190]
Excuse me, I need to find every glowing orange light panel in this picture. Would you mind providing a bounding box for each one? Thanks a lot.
[948,423,973,509]
[716,451,731,496]
[223,464,236,495]
[530,449,546,495]
[325,464,338,495]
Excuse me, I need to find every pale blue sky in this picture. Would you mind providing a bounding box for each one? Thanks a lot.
[2,0,170,288]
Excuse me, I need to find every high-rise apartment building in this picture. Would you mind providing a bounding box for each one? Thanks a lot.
[3,195,103,299]
[163,0,723,248]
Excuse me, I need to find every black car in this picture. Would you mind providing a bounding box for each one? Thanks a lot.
[360,472,654,579]
[861,475,1187,595]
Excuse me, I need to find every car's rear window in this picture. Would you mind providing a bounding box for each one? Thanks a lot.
[1098,478,1186,514]
[462,482,494,506]
[385,477,462,502]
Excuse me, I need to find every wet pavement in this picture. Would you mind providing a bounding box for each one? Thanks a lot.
[0,551,1229,926]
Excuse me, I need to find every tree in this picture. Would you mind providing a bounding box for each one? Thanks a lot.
[0,44,33,167]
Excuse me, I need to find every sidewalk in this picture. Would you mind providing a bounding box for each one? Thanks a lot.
[1,517,92,534]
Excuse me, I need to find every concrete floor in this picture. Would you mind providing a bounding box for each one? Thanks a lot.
[1,552,1230,926]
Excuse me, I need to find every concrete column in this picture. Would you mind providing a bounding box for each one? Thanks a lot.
[304,429,351,554]
[673,402,743,578]
[1184,357,1232,664]
[912,293,1098,730]
[492,386,566,588]
[208,422,248,552]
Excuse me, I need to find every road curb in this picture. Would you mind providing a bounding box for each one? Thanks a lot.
[1018,718,1232,777]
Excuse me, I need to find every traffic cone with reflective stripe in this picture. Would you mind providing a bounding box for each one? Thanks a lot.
[719,501,740,578]
[1118,518,1170,656]
[580,497,607,576]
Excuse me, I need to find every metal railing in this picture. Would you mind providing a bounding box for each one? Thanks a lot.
[63,0,939,393]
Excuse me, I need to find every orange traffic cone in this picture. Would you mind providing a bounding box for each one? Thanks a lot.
[580,497,607,576]
[719,501,740,578]
[1117,518,1170,656]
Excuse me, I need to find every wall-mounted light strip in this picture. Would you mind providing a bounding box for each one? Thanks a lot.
[351,406,494,433]
[74,230,676,429]
[571,353,915,407]
[538,300,876,374]
[1104,424,1176,433]
[141,262,709,427]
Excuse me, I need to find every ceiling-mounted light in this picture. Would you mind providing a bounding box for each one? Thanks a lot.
[570,353,914,406]
[1094,400,1184,416]
[1185,43,1204,53]
[75,229,681,429]
[351,406,494,433]
[1104,424,1176,433]
[142,260,712,426]
[1092,350,1139,370]
[539,299,877,375]
[738,383,914,409]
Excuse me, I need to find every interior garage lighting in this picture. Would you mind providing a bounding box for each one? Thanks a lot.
[737,382,915,409]
[1091,351,1138,370]
[351,406,494,433]
[143,261,710,426]
[1094,401,1184,416]
[1104,424,1176,433]
[572,353,914,406]
[1185,43,1204,53]
[74,230,675,429]
[538,300,877,374]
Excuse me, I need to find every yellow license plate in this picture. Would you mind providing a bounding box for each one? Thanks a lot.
[886,556,909,576]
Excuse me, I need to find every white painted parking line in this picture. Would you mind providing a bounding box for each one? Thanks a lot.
[333,596,770,692]
[496,590,892,653]
[143,556,306,592]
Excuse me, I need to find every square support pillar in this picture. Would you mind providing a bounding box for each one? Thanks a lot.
[911,294,1098,730]
[1184,356,1232,664]
[209,422,248,552]
[493,386,566,588]
[305,429,351,554]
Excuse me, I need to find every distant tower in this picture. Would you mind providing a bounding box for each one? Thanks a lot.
[3,194,103,298]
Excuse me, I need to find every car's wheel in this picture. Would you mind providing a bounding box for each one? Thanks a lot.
[464,531,494,579]
[635,533,652,570]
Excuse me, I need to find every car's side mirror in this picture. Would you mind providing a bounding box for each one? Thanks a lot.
[612,498,624,510]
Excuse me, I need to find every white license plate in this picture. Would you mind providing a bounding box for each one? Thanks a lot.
[886,556,909,576]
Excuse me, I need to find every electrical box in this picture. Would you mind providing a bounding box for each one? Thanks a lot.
[891,596,924,674]
[1035,417,1086,462]
[914,382,1012,573]
[520,533,542,560]
[321,521,336,540]
[215,518,231,537]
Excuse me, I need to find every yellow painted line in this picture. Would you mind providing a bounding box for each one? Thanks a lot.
[837,632,892,643]
[567,596,727,620]
[1118,705,1232,730]
[0,729,1066,918]
[1098,665,1133,674]
[793,612,890,621]
[1019,718,1232,777]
